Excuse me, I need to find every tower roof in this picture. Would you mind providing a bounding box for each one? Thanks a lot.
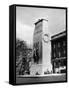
[34,19,48,25]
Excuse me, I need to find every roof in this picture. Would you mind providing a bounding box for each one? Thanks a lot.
[51,31,66,40]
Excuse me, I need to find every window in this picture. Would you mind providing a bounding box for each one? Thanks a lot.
[58,42,60,48]
[54,52,56,58]
[63,41,66,46]
[54,44,55,49]
[58,51,61,57]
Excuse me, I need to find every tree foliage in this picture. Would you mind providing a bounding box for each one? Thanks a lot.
[16,39,32,75]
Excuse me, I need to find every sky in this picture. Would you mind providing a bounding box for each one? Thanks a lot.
[16,6,66,45]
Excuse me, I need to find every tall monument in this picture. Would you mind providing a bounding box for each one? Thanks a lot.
[30,19,52,75]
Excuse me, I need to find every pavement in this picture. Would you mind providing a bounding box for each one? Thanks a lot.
[16,73,67,84]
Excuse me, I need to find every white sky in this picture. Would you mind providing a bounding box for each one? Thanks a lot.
[16,6,66,45]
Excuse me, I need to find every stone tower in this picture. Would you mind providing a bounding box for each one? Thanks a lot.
[30,19,52,75]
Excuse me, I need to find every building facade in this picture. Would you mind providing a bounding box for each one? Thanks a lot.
[51,31,67,73]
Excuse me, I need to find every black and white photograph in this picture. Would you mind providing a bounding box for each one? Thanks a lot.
[10,5,67,84]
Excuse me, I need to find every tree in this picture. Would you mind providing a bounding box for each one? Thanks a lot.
[16,39,32,75]
[16,39,28,75]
